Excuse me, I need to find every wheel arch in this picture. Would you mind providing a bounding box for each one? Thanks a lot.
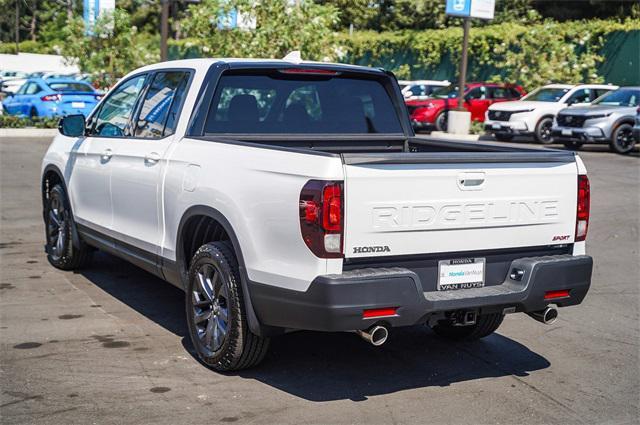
[176,205,266,336]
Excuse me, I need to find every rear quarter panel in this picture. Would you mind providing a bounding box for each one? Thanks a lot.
[162,139,345,292]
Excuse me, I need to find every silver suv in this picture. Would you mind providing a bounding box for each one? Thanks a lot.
[552,87,639,154]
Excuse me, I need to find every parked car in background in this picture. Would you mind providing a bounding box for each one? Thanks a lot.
[0,70,29,81]
[552,87,640,154]
[0,78,27,95]
[485,84,617,143]
[398,80,450,101]
[633,105,640,143]
[2,78,102,118]
[407,82,525,132]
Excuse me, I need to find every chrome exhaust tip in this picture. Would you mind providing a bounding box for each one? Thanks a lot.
[356,325,389,346]
[527,306,558,325]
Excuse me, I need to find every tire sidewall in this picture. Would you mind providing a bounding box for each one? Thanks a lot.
[435,111,447,132]
[535,117,554,144]
[45,185,73,268]
[610,123,636,154]
[186,243,244,370]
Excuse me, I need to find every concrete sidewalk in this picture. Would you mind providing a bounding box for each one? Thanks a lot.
[0,128,58,138]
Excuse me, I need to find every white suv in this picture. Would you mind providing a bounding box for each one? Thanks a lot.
[398,79,450,101]
[485,84,617,143]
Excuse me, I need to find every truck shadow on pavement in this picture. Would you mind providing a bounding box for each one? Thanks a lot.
[81,252,550,402]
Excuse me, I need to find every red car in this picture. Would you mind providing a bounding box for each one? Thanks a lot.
[406,82,526,132]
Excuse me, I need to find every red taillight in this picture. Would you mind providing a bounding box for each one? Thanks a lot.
[41,94,61,102]
[363,307,398,319]
[299,180,343,258]
[279,68,339,76]
[544,289,570,300]
[322,185,341,231]
[575,175,590,242]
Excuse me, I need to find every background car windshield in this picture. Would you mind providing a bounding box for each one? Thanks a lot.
[523,87,570,102]
[593,89,640,107]
[48,82,94,92]
[432,85,467,99]
[204,72,403,134]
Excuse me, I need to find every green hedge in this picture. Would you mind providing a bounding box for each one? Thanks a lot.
[0,40,60,55]
[0,115,59,128]
[337,19,640,90]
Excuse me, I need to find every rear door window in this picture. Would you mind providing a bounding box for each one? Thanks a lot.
[25,83,41,95]
[567,88,591,104]
[204,71,403,134]
[134,71,190,139]
[489,87,509,99]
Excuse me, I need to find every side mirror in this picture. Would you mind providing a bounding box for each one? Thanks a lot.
[58,114,86,137]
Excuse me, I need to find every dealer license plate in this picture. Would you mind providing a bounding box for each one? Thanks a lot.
[437,258,485,291]
[491,124,501,130]
[562,129,572,136]
[71,102,85,108]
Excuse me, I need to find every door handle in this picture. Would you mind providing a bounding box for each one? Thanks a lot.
[144,152,161,165]
[101,149,113,162]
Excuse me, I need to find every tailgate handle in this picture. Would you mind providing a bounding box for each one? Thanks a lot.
[458,172,485,190]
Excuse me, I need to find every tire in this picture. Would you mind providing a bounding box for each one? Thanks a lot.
[44,184,92,270]
[435,111,448,132]
[186,241,270,371]
[494,133,514,142]
[609,123,636,154]
[431,312,504,341]
[534,116,554,144]
[30,107,38,119]
[563,140,584,150]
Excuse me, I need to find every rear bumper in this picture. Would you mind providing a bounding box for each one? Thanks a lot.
[249,254,593,332]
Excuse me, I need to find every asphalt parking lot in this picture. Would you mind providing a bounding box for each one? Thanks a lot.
[1,136,638,425]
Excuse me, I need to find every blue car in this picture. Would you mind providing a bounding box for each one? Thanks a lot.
[2,78,102,118]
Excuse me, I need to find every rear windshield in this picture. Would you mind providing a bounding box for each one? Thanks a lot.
[48,82,94,93]
[204,71,403,134]
[593,88,640,107]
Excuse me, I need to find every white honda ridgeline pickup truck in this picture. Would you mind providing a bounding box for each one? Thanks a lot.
[42,58,593,371]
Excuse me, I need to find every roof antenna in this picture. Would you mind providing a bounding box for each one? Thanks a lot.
[283,51,303,64]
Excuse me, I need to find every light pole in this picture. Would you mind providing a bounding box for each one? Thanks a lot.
[456,18,471,111]
[15,0,20,53]
[161,0,170,61]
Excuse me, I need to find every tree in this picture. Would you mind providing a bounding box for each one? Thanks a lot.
[61,8,158,86]
[181,0,340,60]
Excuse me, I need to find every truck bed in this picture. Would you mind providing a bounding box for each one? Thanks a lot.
[195,134,576,164]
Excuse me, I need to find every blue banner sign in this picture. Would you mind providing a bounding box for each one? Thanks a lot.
[83,0,115,35]
[446,0,495,20]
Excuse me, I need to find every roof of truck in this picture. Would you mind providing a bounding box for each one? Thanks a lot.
[131,58,387,76]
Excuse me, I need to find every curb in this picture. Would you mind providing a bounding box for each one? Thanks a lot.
[428,131,480,141]
[0,128,59,138]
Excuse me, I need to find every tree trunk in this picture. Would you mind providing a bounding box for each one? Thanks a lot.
[67,0,73,22]
[30,2,37,42]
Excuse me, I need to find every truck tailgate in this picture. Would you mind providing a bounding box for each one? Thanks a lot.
[343,155,578,258]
